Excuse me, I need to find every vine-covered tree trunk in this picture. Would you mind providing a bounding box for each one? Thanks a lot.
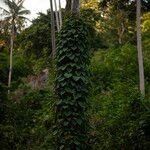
[55,16,90,149]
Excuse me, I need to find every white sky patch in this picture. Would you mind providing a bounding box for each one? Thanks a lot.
[24,0,66,20]
[0,0,66,20]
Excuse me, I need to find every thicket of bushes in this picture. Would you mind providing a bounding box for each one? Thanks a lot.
[0,43,150,149]
[89,44,150,149]
[0,9,150,149]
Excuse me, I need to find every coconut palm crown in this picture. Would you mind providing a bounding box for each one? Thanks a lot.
[0,0,30,33]
[0,0,30,94]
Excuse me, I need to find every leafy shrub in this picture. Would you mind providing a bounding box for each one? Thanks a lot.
[89,44,150,149]
[16,12,52,59]
[0,88,55,150]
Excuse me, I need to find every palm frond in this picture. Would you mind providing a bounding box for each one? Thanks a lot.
[18,16,32,22]
[4,0,22,15]
[4,0,14,11]
[0,6,10,15]
[17,0,25,7]
[18,9,31,16]
[17,0,25,12]
[4,0,16,15]
[3,15,12,20]
[2,0,31,32]
[11,0,21,14]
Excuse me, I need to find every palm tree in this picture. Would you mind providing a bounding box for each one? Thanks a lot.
[0,0,30,94]
[136,0,145,96]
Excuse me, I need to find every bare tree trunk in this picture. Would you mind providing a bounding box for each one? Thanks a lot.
[54,0,60,31]
[58,0,62,29]
[50,0,56,59]
[65,0,72,12]
[136,0,145,96]
[72,0,80,14]
[8,19,14,94]
[118,23,125,45]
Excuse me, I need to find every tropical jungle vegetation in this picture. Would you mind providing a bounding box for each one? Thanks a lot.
[0,0,150,150]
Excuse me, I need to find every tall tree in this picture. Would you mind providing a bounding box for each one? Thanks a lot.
[49,0,56,59]
[54,0,60,31]
[65,0,80,14]
[136,0,145,96]
[58,0,62,29]
[65,0,72,12]
[0,0,30,94]
[72,0,80,14]
[55,0,91,149]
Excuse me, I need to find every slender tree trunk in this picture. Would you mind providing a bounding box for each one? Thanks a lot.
[136,0,145,96]
[8,19,14,94]
[54,0,60,31]
[50,0,56,59]
[118,23,125,45]
[72,0,80,14]
[65,0,72,12]
[58,0,62,29]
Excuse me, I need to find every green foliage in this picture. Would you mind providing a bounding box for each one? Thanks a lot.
[15,12,53,76]
[55,15,90,150]
[80,8,106,49]
[0,50,9,84]
[12,54,32,79]
[97,0,150,46]
[1,0,30,34]
[0,89,55,150]
[90,84,150,150]
[142,12,150,33]
[99,0,150,15]
[141,12,150,97]
[89,44,150,149]
[90,44,139,94]
[0,49,32,85]
[0,83,7,124]
[16,12,51,59]
[0,3,150,150]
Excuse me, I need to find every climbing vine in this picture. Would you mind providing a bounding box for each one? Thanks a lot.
[55,15,90,150]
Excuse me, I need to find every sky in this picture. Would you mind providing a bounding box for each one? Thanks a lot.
[0,0,66,20]
[24,0,66,20]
